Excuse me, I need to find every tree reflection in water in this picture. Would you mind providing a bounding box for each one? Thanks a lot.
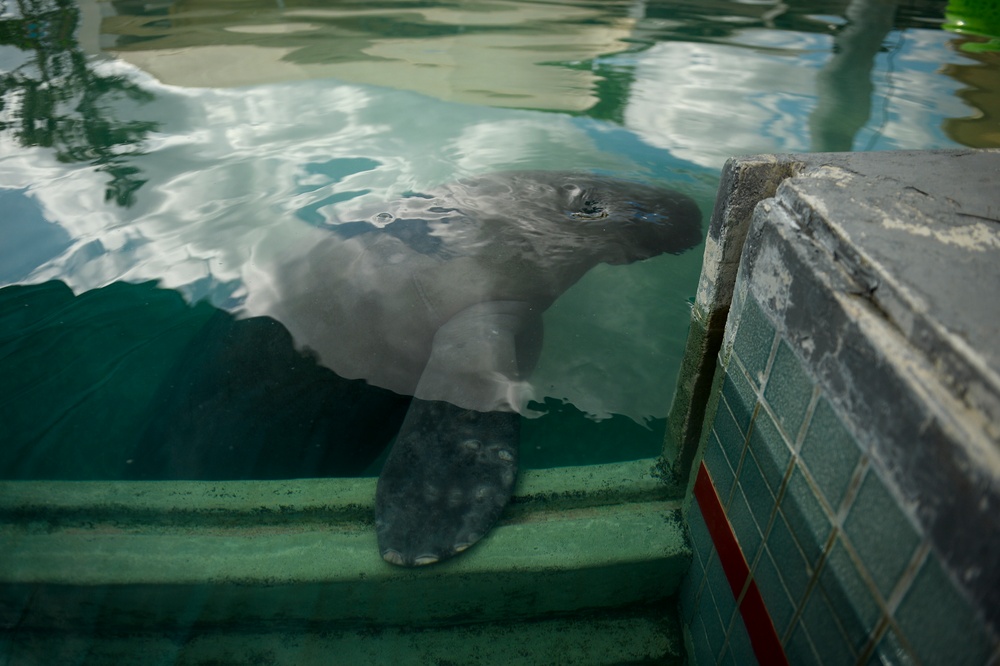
[0,0,156,206]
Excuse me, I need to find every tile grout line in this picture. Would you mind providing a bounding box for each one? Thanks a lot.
[759,382,865,657]
[780,526,838,646]
[718,388,754,512]
[835,511,923,665]
[887,539,930,616]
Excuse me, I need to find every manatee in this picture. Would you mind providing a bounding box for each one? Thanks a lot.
[0,170,700,566]
[252,170,703,566]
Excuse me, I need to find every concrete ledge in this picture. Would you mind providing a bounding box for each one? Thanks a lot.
[0,459,690,629]
[732,149,1000,640]
[666,154,803,488]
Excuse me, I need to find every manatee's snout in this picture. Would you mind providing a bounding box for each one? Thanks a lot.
[605,189,703,263]
[649,191,703,255]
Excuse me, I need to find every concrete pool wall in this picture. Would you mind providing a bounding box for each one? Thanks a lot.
[675,150,1000,665]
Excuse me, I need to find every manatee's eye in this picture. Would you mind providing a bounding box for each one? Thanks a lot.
[373,212,394,224]
[571,199,608,220]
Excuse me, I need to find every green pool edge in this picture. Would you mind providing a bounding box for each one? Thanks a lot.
[0,458,691,663]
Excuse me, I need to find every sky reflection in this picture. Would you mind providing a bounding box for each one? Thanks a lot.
[0,0,987,431]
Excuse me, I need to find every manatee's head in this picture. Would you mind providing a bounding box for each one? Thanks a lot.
[332,171,703,267]
[546,173,704,264]
[432,171,703,267]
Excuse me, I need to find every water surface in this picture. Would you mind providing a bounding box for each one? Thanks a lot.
[0,0,993,477]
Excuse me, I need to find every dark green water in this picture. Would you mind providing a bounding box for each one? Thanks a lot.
[0,0,993,479]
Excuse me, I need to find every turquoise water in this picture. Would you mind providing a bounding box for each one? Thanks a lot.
[0,0,992,478]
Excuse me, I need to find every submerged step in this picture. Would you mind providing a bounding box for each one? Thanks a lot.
[4,603,685,666]
[0,459,690,630]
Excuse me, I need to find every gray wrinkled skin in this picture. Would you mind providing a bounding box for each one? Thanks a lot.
[266,171,703,566]
[375,399,519,567]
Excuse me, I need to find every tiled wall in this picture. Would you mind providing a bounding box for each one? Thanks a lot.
[681,291,999,666]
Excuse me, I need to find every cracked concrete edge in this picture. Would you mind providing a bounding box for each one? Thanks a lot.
[665,149,999,637]
[668,149,999,490]
[666,153,805,489]
[695,153,807,325]
[769,152,1000,440]
[740,174,1000,640]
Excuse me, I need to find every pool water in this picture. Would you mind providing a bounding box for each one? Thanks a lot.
[0,0,992,479]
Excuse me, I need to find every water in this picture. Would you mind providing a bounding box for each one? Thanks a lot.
[0,0,993,480]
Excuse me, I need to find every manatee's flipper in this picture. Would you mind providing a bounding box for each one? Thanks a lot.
[375,301,537,566]
[410,301,541,413]
[375,399,518,566]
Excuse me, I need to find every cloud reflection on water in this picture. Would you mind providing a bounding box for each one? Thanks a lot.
[2,59,697,424]
[622,26,973,168]
[0,0,983,430]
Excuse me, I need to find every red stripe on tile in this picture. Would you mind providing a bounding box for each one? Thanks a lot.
[694,462,789,666]
[694,462,750,594]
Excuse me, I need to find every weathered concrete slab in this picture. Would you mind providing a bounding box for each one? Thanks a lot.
[768,150,1000,438]
[705,148,1000,641]
[668,149,1000,493]
[666,154,801,487]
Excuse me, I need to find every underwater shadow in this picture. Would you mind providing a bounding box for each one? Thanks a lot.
[0,280,409,480]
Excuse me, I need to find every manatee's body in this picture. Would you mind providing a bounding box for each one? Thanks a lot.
[0,170,700,566]
[252,170,703,566]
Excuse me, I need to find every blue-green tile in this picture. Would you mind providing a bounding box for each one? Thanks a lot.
[680,563,704,625]
[739,447,776,535]
[702,554,729,661]
[820,537,881,654]
[732,295,775,388]
[763,340,814,442]
[704,430,736,509]
[748,409,791,498]
[786,621,823,666]
[688,503,714,569]
[725,612,759,666]
[721,366,756,436]
[799,397,860,512]
[753,549,796,638]
[842,469,920,601]
[867,625,918,666]
[800,587,855,666]
[729,488,763,566]
[780,465,833,566]
[692,612,716,666]
[713,401,748,491]
[718,642,736,666]
[895,554,996,665]
[707,548,738,629]
[767,514,811,607]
